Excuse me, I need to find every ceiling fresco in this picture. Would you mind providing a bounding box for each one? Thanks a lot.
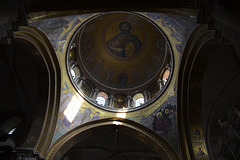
[30,12,196,154]
[79,12,168,89]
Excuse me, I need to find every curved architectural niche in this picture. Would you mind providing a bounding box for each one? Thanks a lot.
[47,118,179,160]
[66,12,174,112]
[14,26,61,157]
[177,24,216,160]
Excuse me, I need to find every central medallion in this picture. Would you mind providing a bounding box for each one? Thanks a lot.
[103,16,146,60]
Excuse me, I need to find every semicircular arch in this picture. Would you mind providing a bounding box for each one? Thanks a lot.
[47,118,179,160]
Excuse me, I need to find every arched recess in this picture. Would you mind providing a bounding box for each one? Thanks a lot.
[177,24,216,160]
[205,69,240,159]
[47,118,179,160]
[200,38,240,159]
[14,26,61,157]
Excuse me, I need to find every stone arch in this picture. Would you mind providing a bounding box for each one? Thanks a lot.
[14,26,61,157]
[47,118,179,160]
[177,20,240,159]
[177,24,216,160]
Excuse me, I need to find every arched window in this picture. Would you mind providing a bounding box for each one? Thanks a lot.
[81,81,93,97]
[96,92,108,106]
[135,98,144,107]
[70,66,81,81]
[70,68,76,79]
[162,69,170,85]
[96,97,106,106]
[133,93,145,107]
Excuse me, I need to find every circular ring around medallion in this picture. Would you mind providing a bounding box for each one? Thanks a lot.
[79,12,168,90]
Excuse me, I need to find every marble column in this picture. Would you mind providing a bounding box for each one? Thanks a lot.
[77,77,85,89]
[127,96,132,108]
[147,92,151,100]
[158,79,164,91]
[143,91,149,102]
[92,88,99,100]
[108,95,114,108]
[89,88,95,98]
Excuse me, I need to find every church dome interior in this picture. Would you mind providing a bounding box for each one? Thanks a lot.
[0,0,240,160]
[66,12,173,111]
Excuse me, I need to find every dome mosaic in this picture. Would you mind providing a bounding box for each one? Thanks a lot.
[66,12,174,111]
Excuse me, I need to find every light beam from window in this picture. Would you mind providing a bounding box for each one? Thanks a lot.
[64,95,83,123]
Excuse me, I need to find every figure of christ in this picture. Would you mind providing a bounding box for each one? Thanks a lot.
[106,21,142,57]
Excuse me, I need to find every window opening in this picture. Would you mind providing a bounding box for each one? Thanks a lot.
[8,128,16,135]
[162,69,170,84]
[133,93,145,107]
[135,98,144,107]
[70,68,76,79]
[96,96,106,106]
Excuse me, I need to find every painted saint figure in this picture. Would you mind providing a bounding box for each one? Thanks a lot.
[106,21,142,57]
[153,111,172,134]
[118,71,128,86]
[197,147,205,157]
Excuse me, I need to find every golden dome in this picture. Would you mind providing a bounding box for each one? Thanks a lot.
[78,12,168,90]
